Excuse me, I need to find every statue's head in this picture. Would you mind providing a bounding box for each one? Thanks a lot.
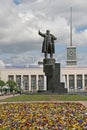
[46,30,50,34]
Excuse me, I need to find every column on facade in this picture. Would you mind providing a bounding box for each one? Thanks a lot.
[29,75,31,92]
[21,75,24,90]
[44,75,47,90]
[0,70,1,80]
[62,75,66,88]
[14,75,16,83]
[66,74,69,92]
[36,75,38,91]
[82,74,85,91]
[65,75,67,89]
[14,75,17,91]
[74,74,77,92]
[27,75,29,91]
[63,75,67,89]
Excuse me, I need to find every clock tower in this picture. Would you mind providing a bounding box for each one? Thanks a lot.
[67,46,77,65]
[66,7,77,66]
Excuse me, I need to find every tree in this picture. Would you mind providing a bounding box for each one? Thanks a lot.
[7,80,17,93]
[0,80,5,95]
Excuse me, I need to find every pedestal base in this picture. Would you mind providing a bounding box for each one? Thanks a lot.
[43,58,55,75]
[43,58,67,93]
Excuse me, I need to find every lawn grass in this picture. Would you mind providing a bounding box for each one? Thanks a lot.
[1,94,87,102]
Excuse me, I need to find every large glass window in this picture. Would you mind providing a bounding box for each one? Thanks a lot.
[23,75,29,90]
[31,75,36,91]
[8,75,14,81]
[69,75,75,89]
[84,75,87,90]
[77,75,82,89]
[38,75,44,90]
[16,75,21,90]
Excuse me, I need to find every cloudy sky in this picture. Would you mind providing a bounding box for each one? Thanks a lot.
[0,0,87,67]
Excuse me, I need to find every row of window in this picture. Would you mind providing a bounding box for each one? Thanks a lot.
[68,75,87,89]
[9,74,87,91]
[8,75,44,91]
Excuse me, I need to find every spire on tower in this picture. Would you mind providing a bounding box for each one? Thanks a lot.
[66,7,77,66]
[70,7,72,46]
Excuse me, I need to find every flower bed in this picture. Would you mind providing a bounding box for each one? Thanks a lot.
[0,102,87,130]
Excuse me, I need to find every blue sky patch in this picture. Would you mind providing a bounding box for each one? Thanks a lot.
[13,0,21,5]
[76,26,87,32]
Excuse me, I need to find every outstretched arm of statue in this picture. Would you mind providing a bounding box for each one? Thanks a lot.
[54,36,57,40]
[38,30,40,34]
[38,30,45,37]
[51,34,57,40]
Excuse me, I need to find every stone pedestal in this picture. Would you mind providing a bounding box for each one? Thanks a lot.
[43,58,67,93]
[43,58,55,75]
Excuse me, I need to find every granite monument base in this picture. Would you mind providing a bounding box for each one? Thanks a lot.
[43,58,67,93]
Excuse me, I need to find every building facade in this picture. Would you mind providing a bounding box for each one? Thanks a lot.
[62,66,87,92]
[0,67,46,92]
[0,66,87,92]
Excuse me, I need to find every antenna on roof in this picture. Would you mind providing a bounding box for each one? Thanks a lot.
[70,7,72,46]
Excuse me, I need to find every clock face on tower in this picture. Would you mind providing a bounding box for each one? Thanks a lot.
[68,50,73,57]
[66,46,77,65]
[67,47,76,60]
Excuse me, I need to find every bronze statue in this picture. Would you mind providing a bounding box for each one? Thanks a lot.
[38,30,57,58]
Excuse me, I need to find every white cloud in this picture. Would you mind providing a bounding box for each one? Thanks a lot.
[18,12,35,23]
[69,28,87,46]
[0,0,87,66]
[0,60,5,68]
